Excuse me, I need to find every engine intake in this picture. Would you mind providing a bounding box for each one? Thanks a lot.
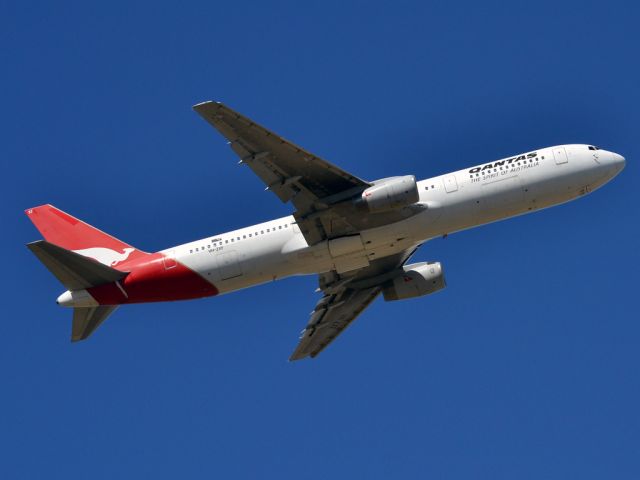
[359,175,419,213]
[382,262,446,301]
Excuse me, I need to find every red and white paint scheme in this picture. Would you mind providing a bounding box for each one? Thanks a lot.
[26,102,626,360]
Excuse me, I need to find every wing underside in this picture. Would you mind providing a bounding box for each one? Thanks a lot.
[290,248,419,360]
[193,101,422,245]
[290,286,381,360]
[193,101,368,206]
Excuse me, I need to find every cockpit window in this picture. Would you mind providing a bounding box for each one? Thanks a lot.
[588,145,600,151]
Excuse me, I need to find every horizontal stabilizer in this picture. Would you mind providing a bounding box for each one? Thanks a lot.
[27,240,128,290]
[72,306,118,342]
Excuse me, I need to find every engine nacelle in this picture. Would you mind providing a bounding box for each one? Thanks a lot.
[382,262,446,301]
[359,175,419,213]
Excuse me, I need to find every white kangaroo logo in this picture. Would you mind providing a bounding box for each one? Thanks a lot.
[73,247,135,266]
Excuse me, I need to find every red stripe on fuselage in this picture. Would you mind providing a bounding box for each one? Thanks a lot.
[88,253,218,305]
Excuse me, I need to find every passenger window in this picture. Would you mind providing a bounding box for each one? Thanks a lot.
[243,235,246,239]
[278,226,282,230]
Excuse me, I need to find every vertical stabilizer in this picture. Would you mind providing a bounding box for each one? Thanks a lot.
[25,204,148,267]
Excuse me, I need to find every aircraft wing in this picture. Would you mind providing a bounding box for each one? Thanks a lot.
[193,101,374,244]
[289,248,418,361]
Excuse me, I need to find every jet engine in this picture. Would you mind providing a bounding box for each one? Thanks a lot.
[382,262,446,301]
[359,175,419,213]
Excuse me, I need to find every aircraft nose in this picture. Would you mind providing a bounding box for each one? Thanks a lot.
[612,152,626,172]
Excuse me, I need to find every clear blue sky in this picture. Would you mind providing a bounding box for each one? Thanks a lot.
[3,1,639,478]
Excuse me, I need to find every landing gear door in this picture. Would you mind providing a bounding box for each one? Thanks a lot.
[553,147,568,164]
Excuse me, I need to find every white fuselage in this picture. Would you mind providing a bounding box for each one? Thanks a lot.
[165,145,625,294]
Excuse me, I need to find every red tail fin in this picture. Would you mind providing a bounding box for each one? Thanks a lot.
[25,204,148,267]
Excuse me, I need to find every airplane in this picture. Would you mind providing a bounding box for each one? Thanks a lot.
[25,101,626,360]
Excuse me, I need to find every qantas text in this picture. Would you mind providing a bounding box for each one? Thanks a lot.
[468,152,538,174]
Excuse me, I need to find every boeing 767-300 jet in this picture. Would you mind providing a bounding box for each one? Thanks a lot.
[25,102,626,360]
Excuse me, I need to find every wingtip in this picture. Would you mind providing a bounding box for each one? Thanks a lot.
[24,204,51,216]
[192,100,211,109]
[25,240,43,249]
[192,100,222,111]
[288,348,312,362]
